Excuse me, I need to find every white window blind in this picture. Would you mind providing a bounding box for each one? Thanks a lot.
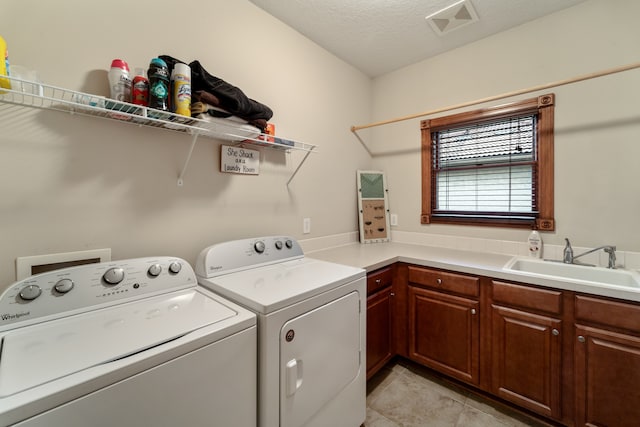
[432,115,537,219]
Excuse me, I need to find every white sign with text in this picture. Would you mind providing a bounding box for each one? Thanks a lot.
[220,145,260,175]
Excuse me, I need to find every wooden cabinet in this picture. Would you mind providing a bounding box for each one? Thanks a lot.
[375,261,640,426]
[490,281,563,419]
[407,266,480,386]
[366,267,395,379]
[574,295,640,427]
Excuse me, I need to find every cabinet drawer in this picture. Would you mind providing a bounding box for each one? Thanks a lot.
[492,280,562,315]
[367,266,393,295]
[575,294,640,333]
[408,266,479,297]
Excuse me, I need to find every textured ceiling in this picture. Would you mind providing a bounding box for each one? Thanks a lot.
[248,0,587,77]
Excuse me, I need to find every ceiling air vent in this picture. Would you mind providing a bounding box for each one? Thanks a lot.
[426,0,479,36]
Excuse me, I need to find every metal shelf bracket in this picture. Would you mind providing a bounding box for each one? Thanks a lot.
[177,133,200,187]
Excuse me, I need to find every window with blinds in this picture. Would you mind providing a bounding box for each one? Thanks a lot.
[433,115,537,220]
[420,94,556,229]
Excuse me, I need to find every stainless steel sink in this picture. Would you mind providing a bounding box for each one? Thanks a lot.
[503,257,640,288]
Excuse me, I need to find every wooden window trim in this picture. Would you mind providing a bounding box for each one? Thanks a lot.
[421,94,555,230]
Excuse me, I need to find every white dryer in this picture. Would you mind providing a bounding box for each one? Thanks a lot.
[196,236,366,427]
[0,257,257,427]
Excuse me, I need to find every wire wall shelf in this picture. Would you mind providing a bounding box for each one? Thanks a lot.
[0,76,316,186]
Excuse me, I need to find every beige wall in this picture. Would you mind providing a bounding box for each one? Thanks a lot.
[368,0,640,252]
[0,0,373,287]
[1,0,638,289]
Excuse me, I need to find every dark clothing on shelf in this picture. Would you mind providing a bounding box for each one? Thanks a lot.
[159,55,273,130]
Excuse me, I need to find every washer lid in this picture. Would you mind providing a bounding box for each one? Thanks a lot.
[0,289,237,397]
[199,258,365,313]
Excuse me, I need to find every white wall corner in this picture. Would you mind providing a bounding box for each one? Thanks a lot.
[300,232,359,253]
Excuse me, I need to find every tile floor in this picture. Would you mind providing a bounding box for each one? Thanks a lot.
[365,359,558,427]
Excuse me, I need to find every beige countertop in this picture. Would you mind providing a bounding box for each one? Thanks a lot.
[307,242,640,303]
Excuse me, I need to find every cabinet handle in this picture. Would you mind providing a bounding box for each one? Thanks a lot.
[471,309,477,315]
[436,278,442,285]
[390,292,395,297]
[578,335,586,343]
[552,329,559,336]
[375,279,381,284]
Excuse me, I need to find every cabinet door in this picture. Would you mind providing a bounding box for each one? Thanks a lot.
[408,285,479,385]
[575,325,640,427]
[491,305,562,419]
[367,286,393,379]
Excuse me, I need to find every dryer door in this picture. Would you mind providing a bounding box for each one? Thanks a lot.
[279,291,361,427]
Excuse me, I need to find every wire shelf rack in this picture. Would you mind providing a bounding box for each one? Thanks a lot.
[0,76,316,185]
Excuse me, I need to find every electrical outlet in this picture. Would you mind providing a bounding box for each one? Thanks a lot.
[303,217,311,234]
[390,214,398,226]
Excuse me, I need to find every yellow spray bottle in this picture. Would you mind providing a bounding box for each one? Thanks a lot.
[0,36,10,92]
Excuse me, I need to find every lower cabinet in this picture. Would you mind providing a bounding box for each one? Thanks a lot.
[407,267,480,386]
[490,281,563,420]
[574,295,640,427]
[366,267,395,379]
[368,262,640,426]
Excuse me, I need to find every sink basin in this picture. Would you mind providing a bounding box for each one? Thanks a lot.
[503,257,640,288]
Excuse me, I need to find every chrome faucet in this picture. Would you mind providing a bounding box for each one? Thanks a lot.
[563,238,617,268]
[562,238,574,264]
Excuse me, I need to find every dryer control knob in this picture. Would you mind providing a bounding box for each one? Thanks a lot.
[169,261,182,274]
[275,240,283,250]
[148,263,162,277]
[19,284,42,301]
[54,278,74,294]
[285,239,293,249]
[254,241,266,253]
[103,267,125,285]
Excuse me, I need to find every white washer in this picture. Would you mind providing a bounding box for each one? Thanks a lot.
[196,236,366,427]
[0,257,257,427]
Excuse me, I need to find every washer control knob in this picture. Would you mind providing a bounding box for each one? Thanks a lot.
[54,278,74,294]
[148,263,162,277]
[169,261,182,274]
[103,267,125,285]
[285,240,293,249]
[254,241,266,254]
[275,240,283,250]
[19,284,42,301]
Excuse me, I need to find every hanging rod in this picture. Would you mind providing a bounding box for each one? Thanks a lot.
[351,60,640,133]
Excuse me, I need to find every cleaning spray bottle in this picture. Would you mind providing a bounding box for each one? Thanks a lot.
[170,62,191,117]
[527,224,542,258]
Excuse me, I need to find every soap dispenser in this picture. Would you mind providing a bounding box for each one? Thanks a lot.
[527,225,542,258]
